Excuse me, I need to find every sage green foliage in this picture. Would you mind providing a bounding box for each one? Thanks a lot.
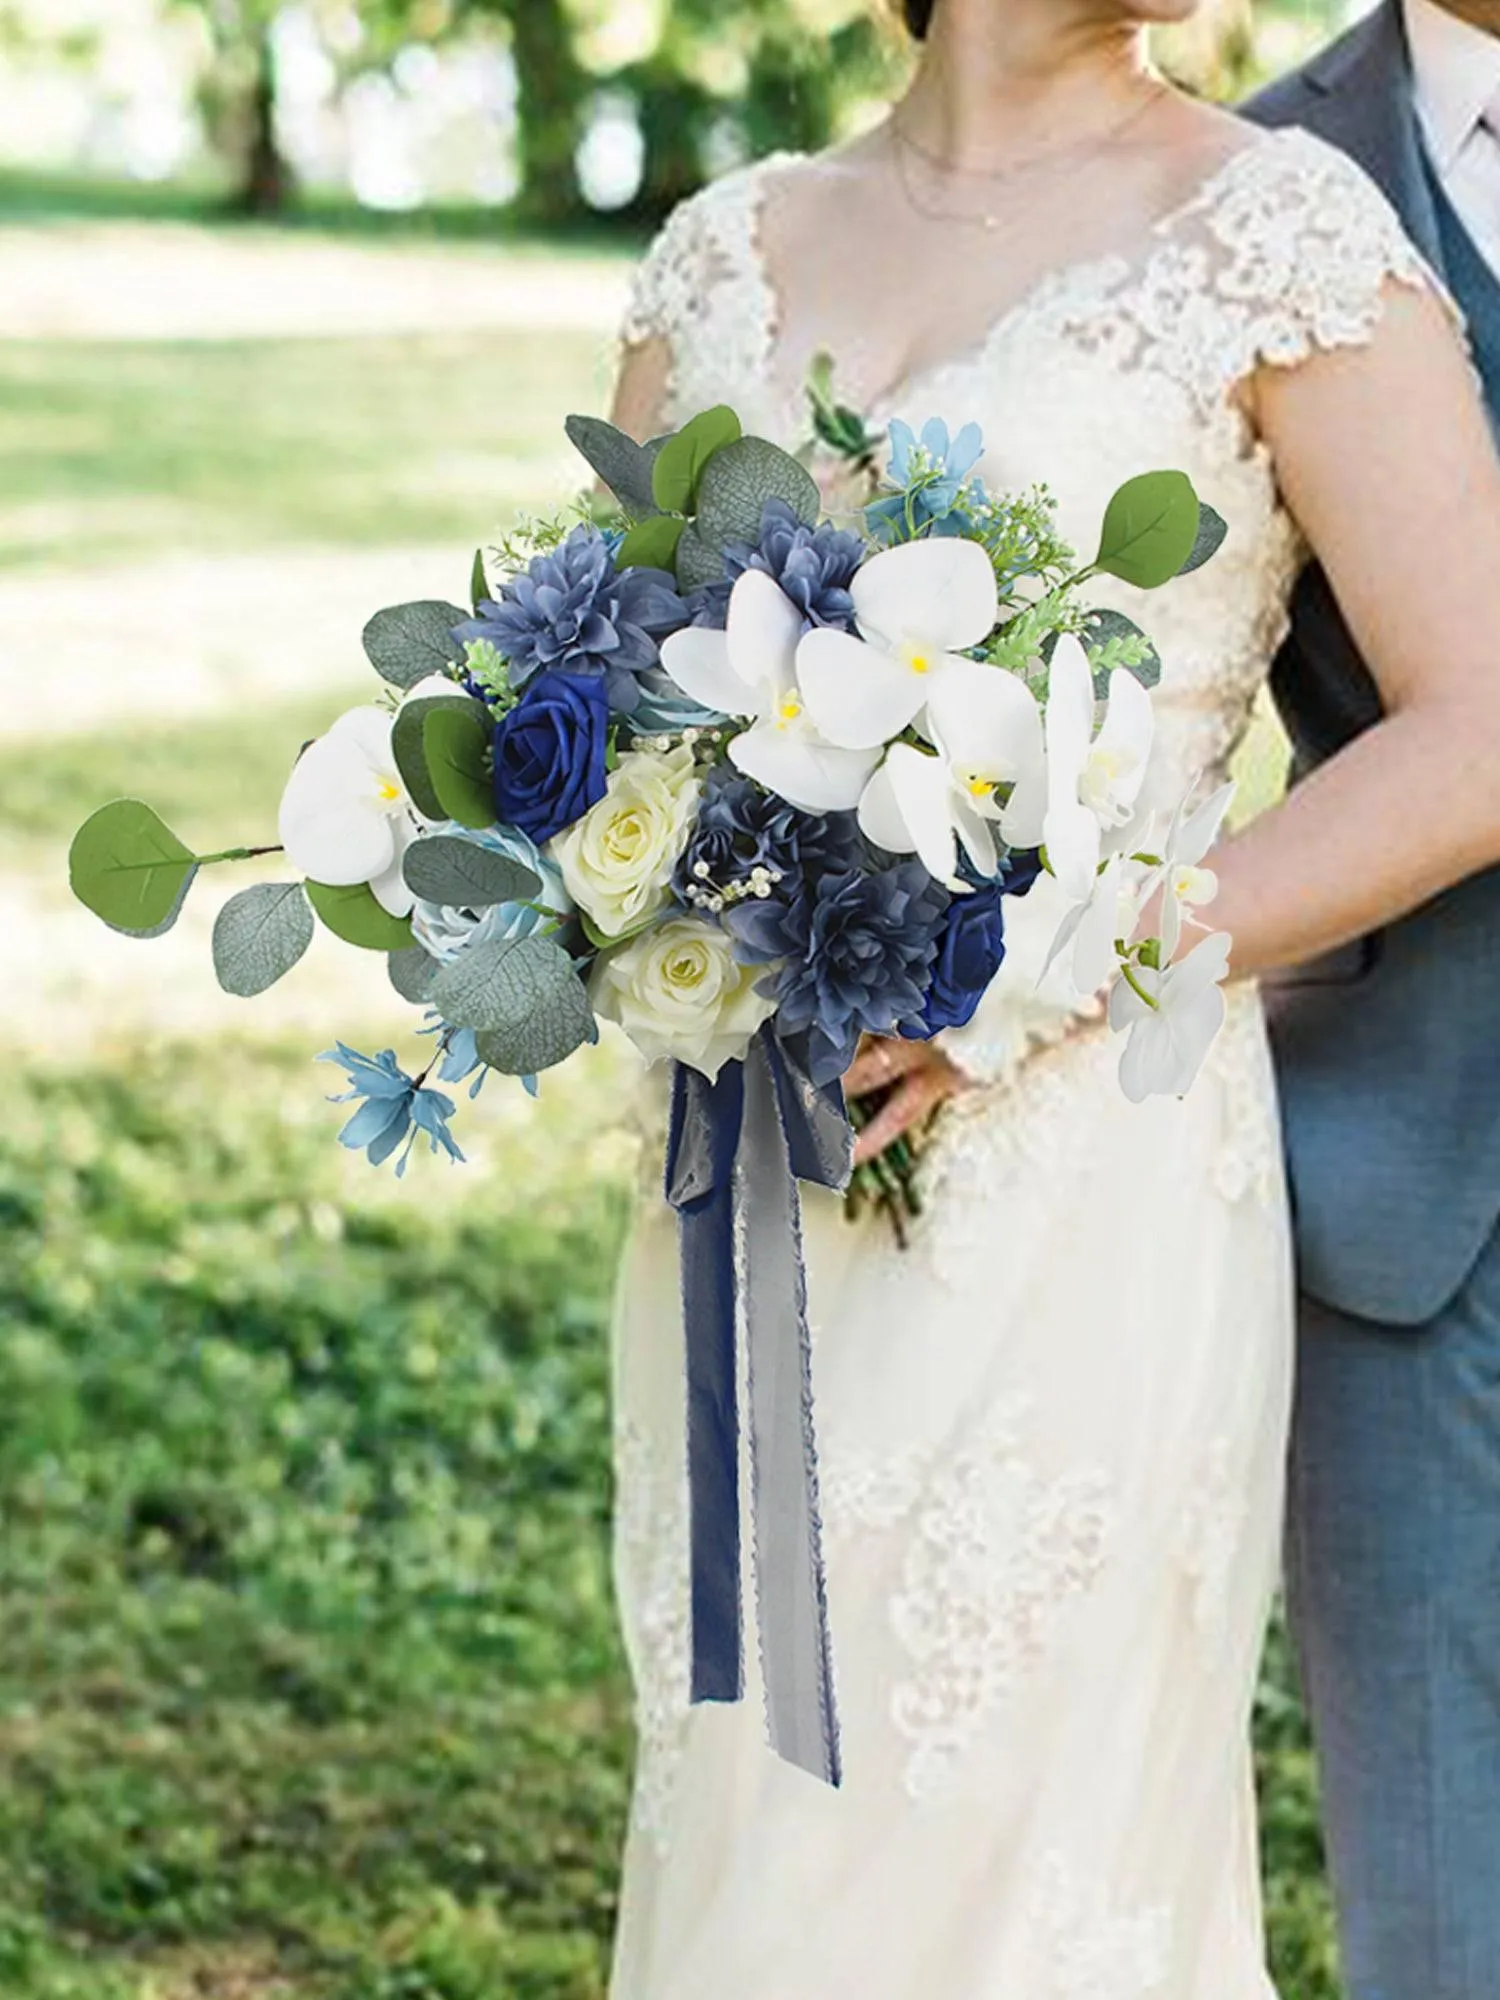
[68,799,197,935]
[422,704,495,831]
[212,880,316,997]
[1093,469,1202,590]
[362,600,469,693]
[304,878,414,953]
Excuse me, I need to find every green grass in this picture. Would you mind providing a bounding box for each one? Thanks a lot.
[0,330,614,571]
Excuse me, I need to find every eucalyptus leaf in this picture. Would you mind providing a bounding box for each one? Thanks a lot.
[305,879,414,952]
[694,436,821,552]
[69,798,198,933]
[423,703,494,829]
[361,600,469,690]
[565,415,661,519]
[402,834,541,910]
[674,524,728,591]
[1094,471,1200,591]
[1080,608,1163,694]
[389,943,441,1004]
[617,514,686,574]
[652,405,742,514]
[211,881,314,996]
[1178,503,1228,577]
[431,934,596,1074]
[393,695,483,822]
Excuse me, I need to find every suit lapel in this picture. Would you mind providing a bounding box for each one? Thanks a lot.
[1300,0,1448,276]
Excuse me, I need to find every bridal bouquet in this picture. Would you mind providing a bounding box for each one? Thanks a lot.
[67,396,1231,1786]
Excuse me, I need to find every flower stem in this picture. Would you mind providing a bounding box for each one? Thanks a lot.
[1119,960,1161,1011]
[194,843,285,866]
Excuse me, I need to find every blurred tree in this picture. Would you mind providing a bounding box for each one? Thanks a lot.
[169,0,294,213]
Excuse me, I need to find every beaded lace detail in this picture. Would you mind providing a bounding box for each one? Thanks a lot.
[1030,1854,1175,1999]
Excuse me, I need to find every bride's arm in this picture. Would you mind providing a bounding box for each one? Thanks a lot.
[609,338,673,445]
[1208,283,1500,977]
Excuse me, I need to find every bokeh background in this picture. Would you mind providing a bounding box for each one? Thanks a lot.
[0,3,1366,1995]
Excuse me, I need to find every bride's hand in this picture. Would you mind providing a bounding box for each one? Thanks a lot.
[845,1036,969,1166]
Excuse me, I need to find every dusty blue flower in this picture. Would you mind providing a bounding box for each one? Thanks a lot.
[408,821,570,968]
[688,499,864,631]
[727,859,949,1085]
[317,1042,465,1175]
[867,417,987,542]
[455,525,686,713]
[674,772,863,912]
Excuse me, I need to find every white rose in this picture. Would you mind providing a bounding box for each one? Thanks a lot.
[592,917,778,1080]
[550,744,702,940]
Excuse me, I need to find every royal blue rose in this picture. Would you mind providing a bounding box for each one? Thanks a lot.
[492,670,610,845]
[905,851,1042,1036]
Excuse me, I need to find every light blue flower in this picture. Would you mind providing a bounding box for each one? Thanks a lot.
[317,1042,465,1175]
[868,417,988,541]
[408,821,570,967]
[422,1020,541,1101]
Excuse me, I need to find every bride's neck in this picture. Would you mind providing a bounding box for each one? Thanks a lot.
[897,2,1154,170]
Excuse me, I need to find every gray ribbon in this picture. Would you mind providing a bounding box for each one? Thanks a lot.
[665,1027,851,1787]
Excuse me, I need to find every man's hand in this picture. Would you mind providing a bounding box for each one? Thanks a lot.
[845,1035,969,1166]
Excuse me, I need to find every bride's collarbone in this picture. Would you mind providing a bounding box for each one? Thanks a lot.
[755,123,1253,408]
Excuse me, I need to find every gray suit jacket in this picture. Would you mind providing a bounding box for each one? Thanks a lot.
[1245,0,1500,1327]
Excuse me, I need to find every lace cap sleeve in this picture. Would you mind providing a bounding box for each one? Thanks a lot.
[619,157,782,352]
[1194,127,1461,391]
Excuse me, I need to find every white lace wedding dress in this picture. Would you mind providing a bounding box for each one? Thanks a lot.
[605,127,1440,1999]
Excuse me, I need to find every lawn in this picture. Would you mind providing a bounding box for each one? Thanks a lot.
[0,211,1330,1998]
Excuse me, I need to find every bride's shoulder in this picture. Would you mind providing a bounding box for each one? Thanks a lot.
[621,149,810,351]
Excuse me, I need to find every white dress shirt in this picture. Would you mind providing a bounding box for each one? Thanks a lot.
[1404,0,1500,275]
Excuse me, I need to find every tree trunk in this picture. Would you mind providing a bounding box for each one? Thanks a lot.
[509,0,586,226]
[234,29,294,217]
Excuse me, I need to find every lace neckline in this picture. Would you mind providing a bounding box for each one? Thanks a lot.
[739,125,1305,425]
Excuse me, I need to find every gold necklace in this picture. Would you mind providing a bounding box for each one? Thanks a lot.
[889,83,1168,234]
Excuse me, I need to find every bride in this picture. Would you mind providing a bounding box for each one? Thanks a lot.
[601,1,1500,1993]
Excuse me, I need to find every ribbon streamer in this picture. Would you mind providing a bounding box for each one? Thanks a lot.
[665,1026,851,1787]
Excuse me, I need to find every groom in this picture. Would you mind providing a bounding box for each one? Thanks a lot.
[1246,5,1500,1997]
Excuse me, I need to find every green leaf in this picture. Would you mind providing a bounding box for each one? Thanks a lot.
[470,547,489,611]
[1178,503,1228,577]
[423,703,494,830]
[565,414,661,519]
[430,934,597,1074]
[1081,608,1163,694]
[389,943,441,1004]
[617,514,687,573]
[305,879,414,952]
[402,834,541,910]
[694,436,821,552]
[652,405,743,514]
[69,799,198,934]
[393,695,484,822]
[361,600,469,690]
[1094,471,1201,590]
[211,881,314,997]
[674,524,727,591]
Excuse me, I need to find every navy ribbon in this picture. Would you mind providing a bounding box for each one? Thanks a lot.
[664,1026,851,1787]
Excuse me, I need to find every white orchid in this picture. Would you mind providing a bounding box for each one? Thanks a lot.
[1041,636,1155,902]
[795,537,1001,751]
[854,659,1045,888]
[1109,929,1232,1102]
[658,571,879,813]
[279,705,420,917]
[1149,778,1236,961]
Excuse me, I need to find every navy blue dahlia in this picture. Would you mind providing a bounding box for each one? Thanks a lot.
[456,525,686,714]
[728,860,950,1086]
[688,499,864,633]
[674,771,864,910]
